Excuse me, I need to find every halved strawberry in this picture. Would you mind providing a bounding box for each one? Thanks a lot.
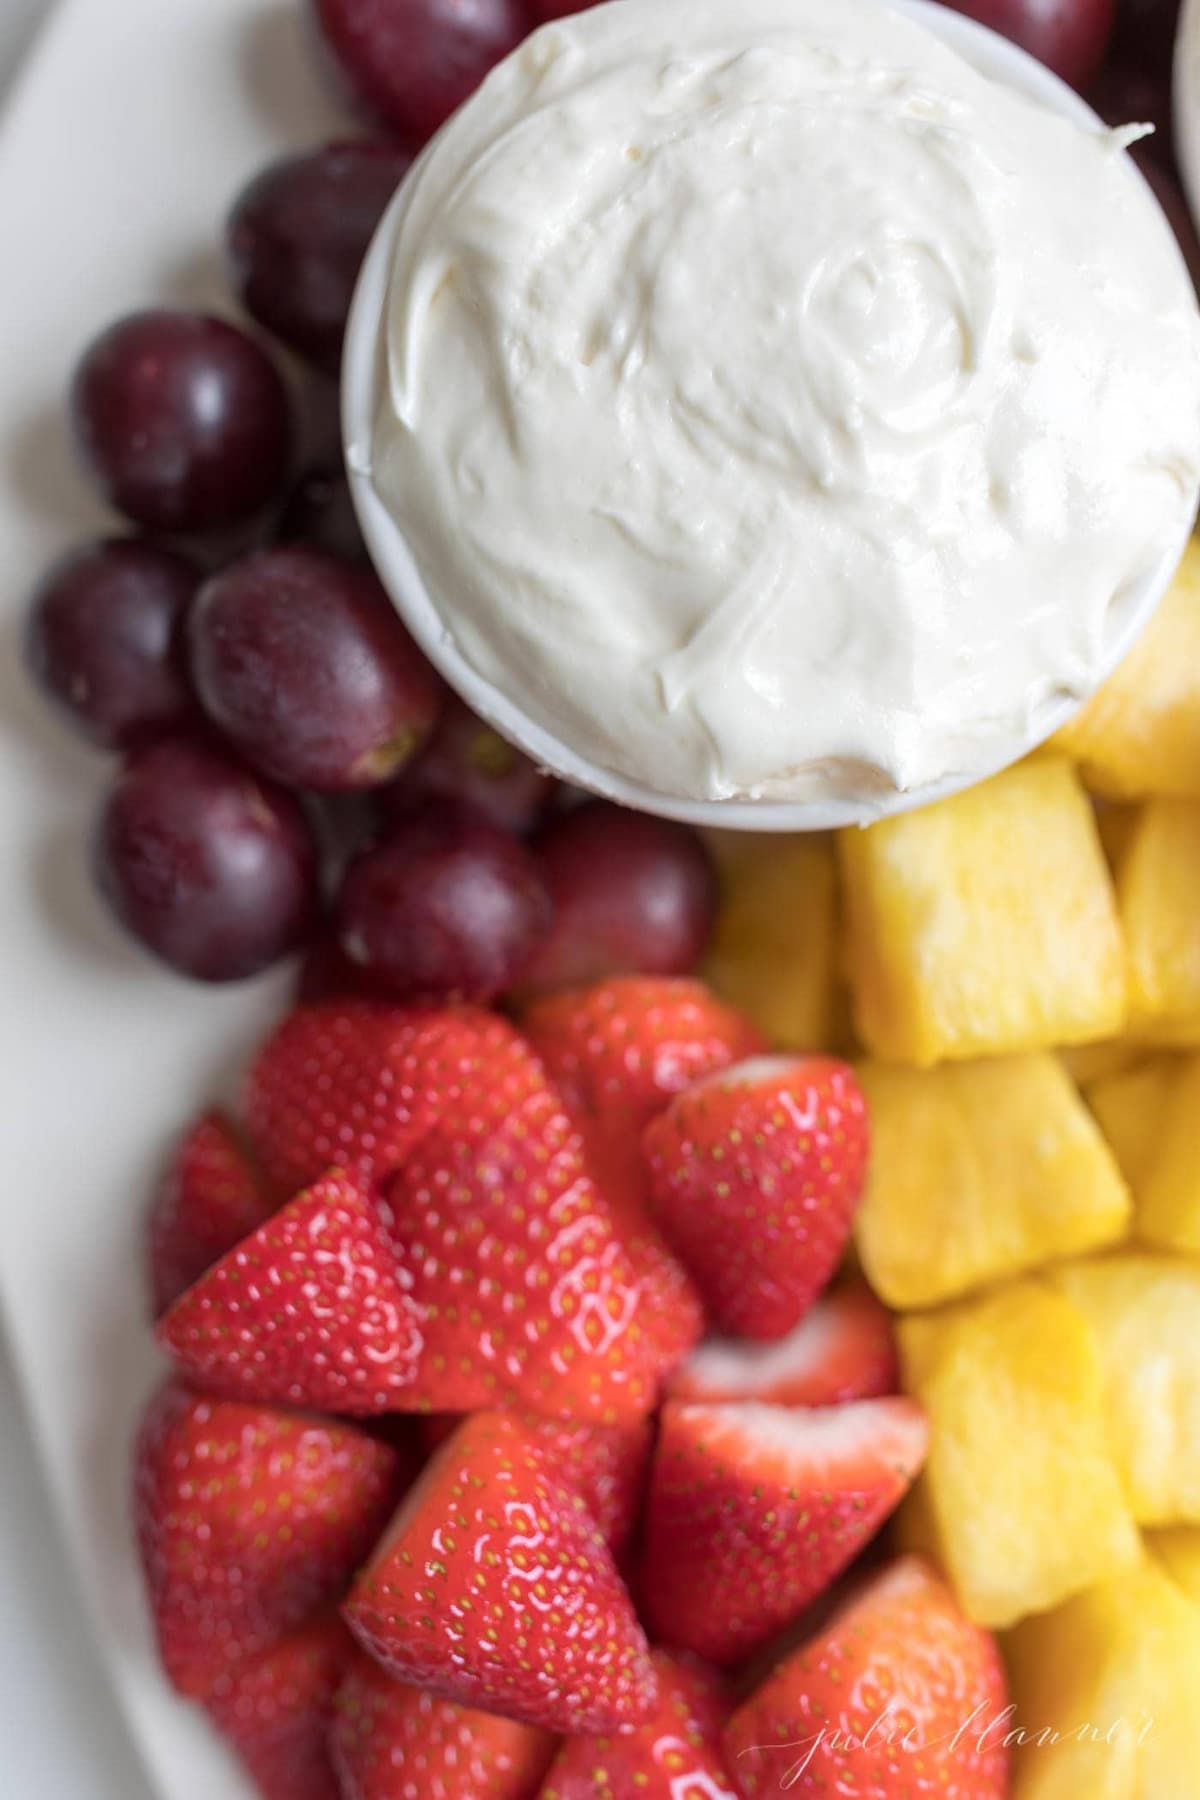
[147,1110,274,1316]
[331,1645,556,1799]
[725,1556,1011,1798]
[384,1029,685,1422]
[134,1382,408,1698]
[242,1000,515,1198]
[206,1612,350,1800]
[412,1412,651,1555]
[639,1398,929,1666]
[539,1647,739,1799]
[667,1282,898,1408]
[644,1055,869,1340]
[343,1411,657,1734]
[157,1168,423,1415]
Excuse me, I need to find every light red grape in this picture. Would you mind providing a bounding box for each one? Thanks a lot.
[94,737,320,981]
[70,311,293,534]
[189,547,442,792]
[523,800,716,993]
[25,539,199,750]
[312,0,528,145]
[335,802,552,1000]
[226,140,412,374]
[941,0,1115,87]
[382,695,558,833]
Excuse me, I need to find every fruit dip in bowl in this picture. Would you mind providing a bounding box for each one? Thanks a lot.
[344,0,1200,829]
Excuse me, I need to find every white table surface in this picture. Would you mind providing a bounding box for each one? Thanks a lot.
[0,11,156,1799]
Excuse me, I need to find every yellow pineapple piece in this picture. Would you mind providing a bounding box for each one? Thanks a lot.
[1150,1527,1200,1606]
[1059,1039,1146,1089]
[1087,1058,1176,1200]
[1005,1551,1200,1800]
[899,1282,1137,1629]
[1053,537,1200,800]
[701,833,837,1050]
[856,1055,1130,1310]
[1053,1255,1200,1525]
[1115,799,1200,1043]
[1141,1055,1200,1253]
[838,758,1126,1066]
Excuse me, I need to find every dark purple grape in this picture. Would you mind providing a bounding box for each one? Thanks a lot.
[382,695,558,833]
[940,0,1115,88]
[1087,59,1173,165]
[1112,0,1180,78]
[277,460,367,562]
[312,0,528,146]
[25,539,199,750]
[70,311,293,534]
[335,802,552,1000]
[189,547,442,791]
[523,800,716,994]
[226,141,412,374]
[94,737,320,981]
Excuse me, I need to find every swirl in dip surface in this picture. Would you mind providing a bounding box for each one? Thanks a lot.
[366,0,1200,807]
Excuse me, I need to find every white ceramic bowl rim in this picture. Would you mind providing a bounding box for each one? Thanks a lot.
[343,0,1199,832]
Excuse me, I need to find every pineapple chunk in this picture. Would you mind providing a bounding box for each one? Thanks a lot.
[1053,537,1200,800]
[1053,1255,1200,1525]
[702,833,837,1049]
[839,758,1126,1066]
[899,1283,1137,1628]
[1141,1055,1200,1252]
[856,1055,1130,1310]
[1005,1551,1200,1800]
[1059,1039,1146,1089]
[1115,799,1200,1043]
[1087,1058,1176,1201]
[1150,1527,1200,1607]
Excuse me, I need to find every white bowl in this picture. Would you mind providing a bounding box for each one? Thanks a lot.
[344,0,1197,832]
[1177,0,1200,230]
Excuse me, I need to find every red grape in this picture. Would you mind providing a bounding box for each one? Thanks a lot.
[1112,0,1180,76]
[277,459,368,563]
[312,0,528,145]
[335,802,552,1000]
[70,312,293,534]
[527,0,594,16]
[94,737,320,981]
[1087,59,1174,161]
[189,547,443,792]
[25,538,199,750]
[226,140,412,374]
[940,0,1115,88]
[381,695,558,833]
[523,800,716,994]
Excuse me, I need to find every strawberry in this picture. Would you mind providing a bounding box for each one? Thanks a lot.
[242,1000,515,1198]
[525,978,764,1367]
[644,1055,869,1340]
[416,1413,652,1555]
[384,1029,683,1423]
[331,1645,556,1799]
[157,1168,423,1415]
[343,1410,657,1733]
[667,1281,898,1408]
[205,1612,350,1800]
[147,1110,274,1315]
[725,1556,1011,1798]
[638,1397,929,1666]
[539,1647,740,1799]
[134,1382,408,1698]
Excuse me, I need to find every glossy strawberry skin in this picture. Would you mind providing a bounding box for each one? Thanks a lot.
[206,1612,351,1800]
[644,1055,870,1340]
[147,1110,274,1315]
[539,1648,740,1799]
[667,1281,898,1408]
[157,1168,423,1415]
[242,1000,514,1198]
[134,1382,409,1698]
[725,1556,1011,1799]
[384,1030,685,1423]
[343,1411,658,1734]
[639,1398,929,1666]
[331,1646,556,1800]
